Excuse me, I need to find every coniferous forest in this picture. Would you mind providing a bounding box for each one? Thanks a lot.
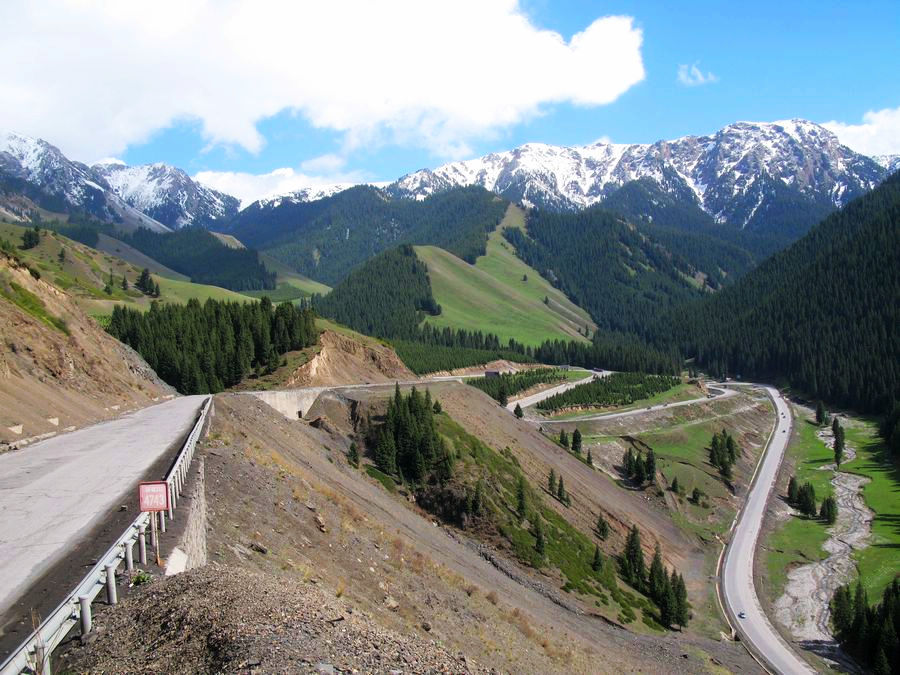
[535,372,681,411]
[120,226,276,291]
[107,297,316,393]
[659,170,900,414]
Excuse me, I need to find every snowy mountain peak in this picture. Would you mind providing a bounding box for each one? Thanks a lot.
[92,161,240,229]
[389,119,888,230]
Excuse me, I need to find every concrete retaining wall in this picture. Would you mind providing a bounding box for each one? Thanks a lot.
[248,388,325,420]
[164,457,207,576]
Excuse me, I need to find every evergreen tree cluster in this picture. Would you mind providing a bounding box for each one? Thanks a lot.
[831,579,899,673]
[531,332,680,375]
[619,526,689,628]
[657,171,900,415]
[106,297,316,393]
[134,268,161,297]
[20,225,40,250]
[313,245,441,339]
[786,475,819,518]
[709,429,739,480]
[536,372,681,412]
[392,340,534,375]
[623,448,656,485]
[820,496,838,525]
[119,226,275,291]
[468,367,567,404]
[368,385,453,485]
[881,404,900,459]
[502,209,705,339]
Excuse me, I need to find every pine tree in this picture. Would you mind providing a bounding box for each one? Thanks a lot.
[534,518,545,556]
[557,476,566,503]
[787,475,799,504]
[559,429,569,448]
[597,513,609,540]
[691,486,701,503]
[121,274,129,291]
[516,476,527,521]
[820,496,838,524]
[671,476,680,494]
[592,544,602,572]
[572,428,582,455]
[831,584,853,637]
[624,448,635,476]
[834,426,845,467]
[432,399,442,414]
[634,457,646,484]
[660,578,676,628]
[816,400,826,425]
[649,543,666,602]
[620,525,646,589]
[57,248,66,263]
[472,479,484,516]
[548,469,557,495]
[645,449,656,483]
[514,402,523,419]
[586,448,593,466]
[153,281,161,297]
[347,441,360,468]
[673,571,689,628]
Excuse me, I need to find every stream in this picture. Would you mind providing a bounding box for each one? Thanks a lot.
[773,421,873,666]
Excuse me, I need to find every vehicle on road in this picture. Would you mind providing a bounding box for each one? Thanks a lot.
[738,611,746,619]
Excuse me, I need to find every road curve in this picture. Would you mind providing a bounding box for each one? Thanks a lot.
[0,395,207,617]
[720,386,814,674]
[539,385,736,424]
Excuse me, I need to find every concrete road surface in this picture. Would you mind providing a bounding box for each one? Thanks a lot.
[721,386,814,674]
[0,396,206,617]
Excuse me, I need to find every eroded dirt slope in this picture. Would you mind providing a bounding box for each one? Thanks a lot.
[0,253,172,446]
[283,330,413,387]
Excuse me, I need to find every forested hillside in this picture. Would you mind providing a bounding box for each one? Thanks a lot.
[503,209,701,337]
[661,171,900,413]
[312,245,440,338]
[227,186,507,285]
[120,226,275,291]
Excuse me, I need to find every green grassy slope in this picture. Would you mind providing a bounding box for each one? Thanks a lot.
[254,252,332,301]
[0,222,253,316]
[416,204,596,346]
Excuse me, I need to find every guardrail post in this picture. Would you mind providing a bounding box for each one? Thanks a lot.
[138,524,147,565]
[168,484,175,520]
[79,595,92,635]
[159,509,166,533]
[105,563,118,605]
[125,540,134,572]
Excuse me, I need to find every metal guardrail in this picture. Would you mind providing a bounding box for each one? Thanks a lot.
[0,395,211,675]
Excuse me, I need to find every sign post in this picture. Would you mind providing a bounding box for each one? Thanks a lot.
[139,481,169,566]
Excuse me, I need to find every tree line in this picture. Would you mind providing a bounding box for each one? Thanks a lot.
[536,372,681,411]
[620,526,689,629]
[468,368,566,404]
[107,297,316,393]
[119,226,276,291]
[831,579,899,673]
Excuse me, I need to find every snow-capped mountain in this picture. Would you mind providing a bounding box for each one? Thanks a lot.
[388,119,888,232]
[873,154,900,173]
[254,184,357,210]
[0,132,169,232]
[92,161,239,229]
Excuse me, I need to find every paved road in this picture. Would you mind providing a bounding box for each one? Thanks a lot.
[505,369,599,411]
[0,395,206,617]
[539,385,736,424]
[721,386,814,674]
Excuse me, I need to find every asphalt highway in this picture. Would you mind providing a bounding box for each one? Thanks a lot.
[0,395,206,617]
[720,386,814,674]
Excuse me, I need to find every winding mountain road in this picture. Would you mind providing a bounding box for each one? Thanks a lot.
[720,386,814,674]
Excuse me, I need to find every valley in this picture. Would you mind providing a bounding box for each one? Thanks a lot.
[1,101,898,674]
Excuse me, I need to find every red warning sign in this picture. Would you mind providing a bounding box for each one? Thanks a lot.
[139,481,169,512]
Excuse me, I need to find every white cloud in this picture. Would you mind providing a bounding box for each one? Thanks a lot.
[677,63,718,87]
[822,106,900,156]
[0,1,645,162]
[299,154,346,174]
[194,166,369,207]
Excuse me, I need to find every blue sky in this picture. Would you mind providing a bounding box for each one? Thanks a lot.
[3,1,899,204]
